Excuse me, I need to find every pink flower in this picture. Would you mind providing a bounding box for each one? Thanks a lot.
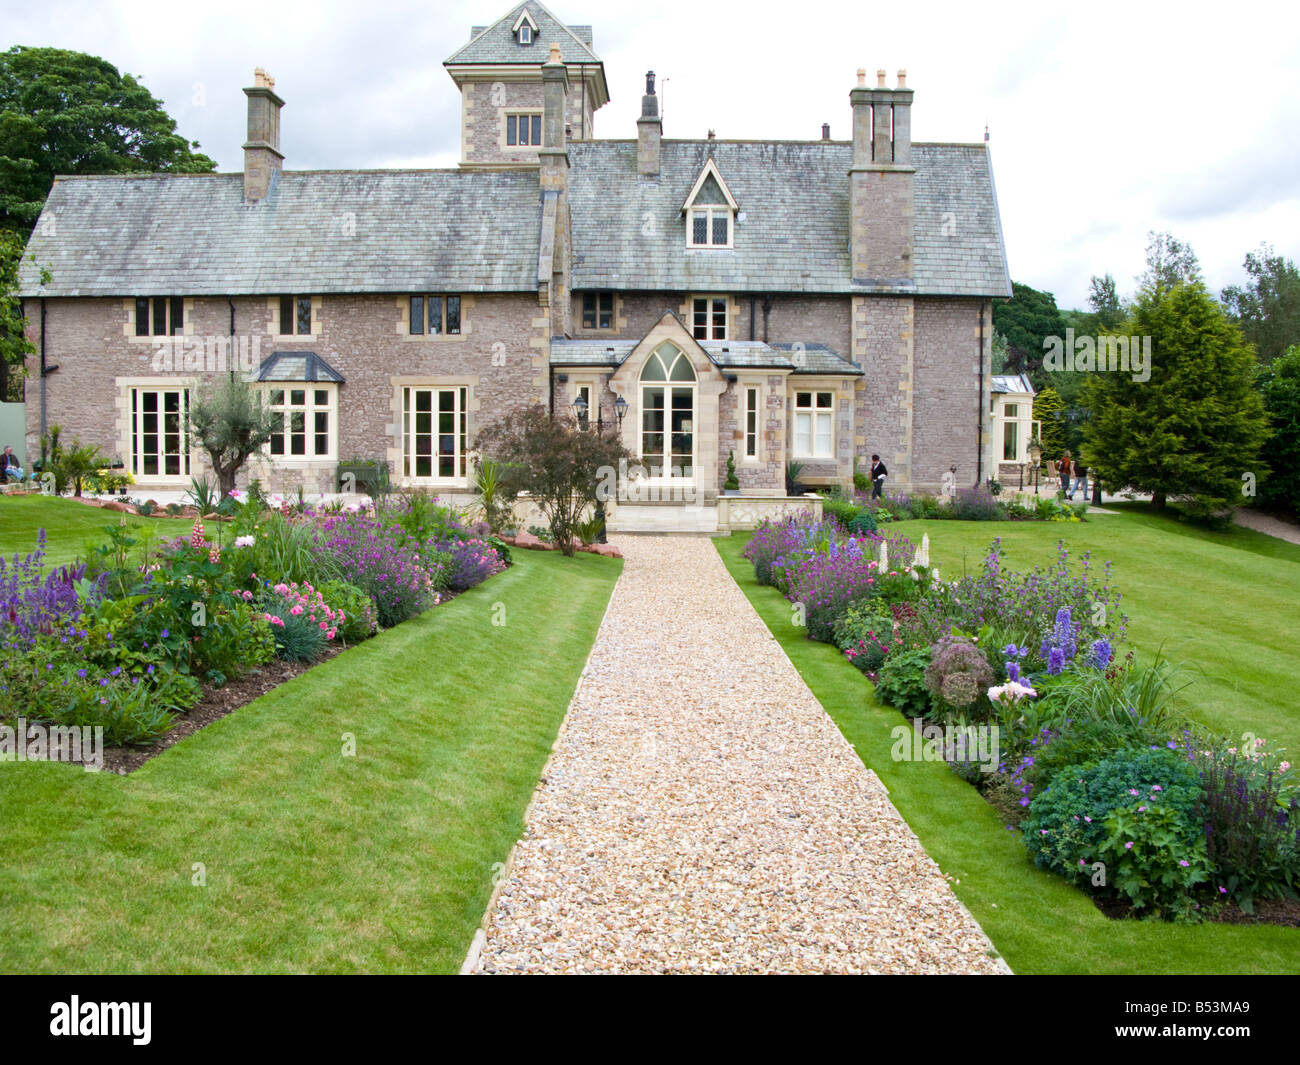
[1124,841,1134,850]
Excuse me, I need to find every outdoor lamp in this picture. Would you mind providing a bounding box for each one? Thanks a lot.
[613,395,628,426]
[572,394,589,419]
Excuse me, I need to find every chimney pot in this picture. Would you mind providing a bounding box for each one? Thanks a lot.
[821,123,830,140]
[646,70,656,95]
[897,69,907,88]
[876,68,887,88]
[638,66,662,176]
[856,68,866,87]
[548,42,562,63]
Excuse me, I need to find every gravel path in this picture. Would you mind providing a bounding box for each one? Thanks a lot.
[472,536,1008,974]
[1232,508,1300,545]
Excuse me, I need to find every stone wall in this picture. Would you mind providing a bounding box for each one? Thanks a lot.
[24,291,545,494]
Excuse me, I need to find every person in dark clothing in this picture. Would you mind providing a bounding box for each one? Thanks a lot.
[869,454,888,500]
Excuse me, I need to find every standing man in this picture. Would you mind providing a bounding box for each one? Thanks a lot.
[869,453,888,500]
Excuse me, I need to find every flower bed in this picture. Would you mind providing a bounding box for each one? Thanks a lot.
[0,490,510,767]
[744,510,1300,922]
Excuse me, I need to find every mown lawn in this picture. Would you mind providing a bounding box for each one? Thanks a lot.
[715,508,1300,975]
[0,545,621,973]
[0,494,194,568]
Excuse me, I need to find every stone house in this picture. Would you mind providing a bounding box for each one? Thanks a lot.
[18,1,1011,532]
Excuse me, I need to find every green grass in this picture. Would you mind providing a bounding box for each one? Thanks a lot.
[0,495,194,568]
[0,547,621,973]
[715,510,1300,974]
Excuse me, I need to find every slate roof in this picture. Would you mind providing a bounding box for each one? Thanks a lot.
[255,351,346,383]
[568,140,1010,297]
[550,338,861,375]
[446,2,600,64]
[18,140,1009,301]
[18,170,544,297]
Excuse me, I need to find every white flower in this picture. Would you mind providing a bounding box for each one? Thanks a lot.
[916,533,931,568]
[988,680,1038,705]
[878,542,889,572]
[234,535,255,548]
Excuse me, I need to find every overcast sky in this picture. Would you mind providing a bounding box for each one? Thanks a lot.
[4,0,1297,309]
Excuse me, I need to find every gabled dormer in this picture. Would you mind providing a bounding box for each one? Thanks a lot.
[512,7,539,45]
[681,158,738,249]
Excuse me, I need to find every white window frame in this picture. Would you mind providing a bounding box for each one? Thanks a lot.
[793,390,835,459]
[687,206,733,249]
[518,23,533,44]
[129,385,191,482]
[742,384,760,461]
[692,296,728,341]
[573,384,592,430]
[402,385,470,484]
[263,384,338,462]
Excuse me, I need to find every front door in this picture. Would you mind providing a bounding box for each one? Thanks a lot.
[639,343,696,483]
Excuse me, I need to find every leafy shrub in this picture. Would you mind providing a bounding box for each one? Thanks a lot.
[952,486,1002,521]
[318,580,379,643]
[831,601,895,652]
[923,635,995,719]
[874,647,932,717]
[1097,801,1210,919]
[1022,747,1205,901]
[823,496,878,536]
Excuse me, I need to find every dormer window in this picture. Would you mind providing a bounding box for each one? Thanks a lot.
[681,158,738,250]
[513,8,539,45]
[688,208,730,248]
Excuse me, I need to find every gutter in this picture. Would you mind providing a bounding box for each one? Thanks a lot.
[977,298,987,487]
[39,298,47,447]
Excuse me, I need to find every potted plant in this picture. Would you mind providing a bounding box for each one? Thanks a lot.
[785,460,805,496]
[723,450,741,495]
[336,457,390,497]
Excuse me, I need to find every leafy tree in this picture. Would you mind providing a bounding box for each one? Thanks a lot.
[1082,280,1269,517]
[1087,273,1123,330]
[476,404,630,557]
[186,375,278,500]
[1138,231,1201,296]
[0,227,37,400]
[1221,244,1300,365]
[1032,386,1068,459]
[1254,345,1300,515]
[992,281,1069,380]
[0,46,216,233]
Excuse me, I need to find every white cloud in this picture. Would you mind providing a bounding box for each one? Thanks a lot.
[4,0,1297,308]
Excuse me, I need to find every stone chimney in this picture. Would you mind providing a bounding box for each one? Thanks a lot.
[849,66,915,284]
[637,70,662,177]
[538,44,571,333]
[243,68,284,204]
[540,43,568,156]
